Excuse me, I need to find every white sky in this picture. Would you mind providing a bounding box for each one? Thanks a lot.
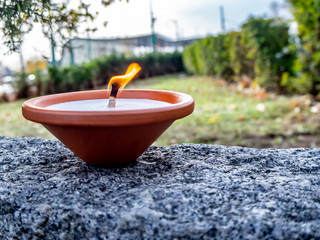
[0,0,290,71]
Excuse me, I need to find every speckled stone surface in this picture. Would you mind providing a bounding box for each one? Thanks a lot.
[1,136,320,240]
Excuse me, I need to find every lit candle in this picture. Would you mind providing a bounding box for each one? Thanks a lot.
[44,63,172,111]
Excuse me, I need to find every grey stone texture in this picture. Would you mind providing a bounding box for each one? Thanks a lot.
[0,136,320,239]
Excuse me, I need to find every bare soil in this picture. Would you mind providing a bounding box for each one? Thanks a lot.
[227,133,320,149]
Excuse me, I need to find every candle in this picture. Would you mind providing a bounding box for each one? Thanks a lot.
[22,62,195,167]
[45,98,172,111]
[45,63,170,111]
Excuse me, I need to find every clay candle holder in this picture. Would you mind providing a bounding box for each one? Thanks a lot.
[22,64,194,166]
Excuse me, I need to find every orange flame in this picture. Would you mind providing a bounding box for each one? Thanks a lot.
[107,63,141,94]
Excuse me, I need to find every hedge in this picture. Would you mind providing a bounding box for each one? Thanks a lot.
[32,51,183,95]
[182,17,298,91]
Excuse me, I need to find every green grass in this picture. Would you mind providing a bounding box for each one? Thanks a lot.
[1,75,319,147]
[129,75,319,146]
[0,99,54,139]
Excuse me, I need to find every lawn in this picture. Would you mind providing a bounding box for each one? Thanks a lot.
[1,75,320,148]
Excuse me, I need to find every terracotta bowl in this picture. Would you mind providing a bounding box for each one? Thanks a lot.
[22,89,194,166]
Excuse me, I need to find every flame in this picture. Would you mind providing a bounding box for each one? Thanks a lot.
[107,63,141,95]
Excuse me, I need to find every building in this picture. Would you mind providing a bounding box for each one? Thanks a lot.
[59,34,199,66]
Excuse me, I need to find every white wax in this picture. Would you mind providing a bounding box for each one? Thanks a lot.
[45,99,172,111]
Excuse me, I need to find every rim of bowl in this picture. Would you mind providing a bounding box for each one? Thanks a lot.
[22,89,195,126]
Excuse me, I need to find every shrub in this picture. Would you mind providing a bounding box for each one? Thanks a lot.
[34,51,183,95]
[288,0,320,96]
[182,17,297,91]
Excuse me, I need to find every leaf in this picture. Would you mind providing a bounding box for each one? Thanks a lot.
[207,114,220,124]
[238,115,245,121]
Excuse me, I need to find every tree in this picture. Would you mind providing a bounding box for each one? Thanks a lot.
[0,0,116,53]
[288,0,320,96]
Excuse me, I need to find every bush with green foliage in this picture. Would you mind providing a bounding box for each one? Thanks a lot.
[288,0,320,96]
[244,18,296,89]
[182,17,297,91]
[33,51,183,95]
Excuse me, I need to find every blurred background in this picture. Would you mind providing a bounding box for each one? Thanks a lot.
[0,0,319,148]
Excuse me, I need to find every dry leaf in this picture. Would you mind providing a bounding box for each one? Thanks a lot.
[238,115,245,121]
[208,114,220,124]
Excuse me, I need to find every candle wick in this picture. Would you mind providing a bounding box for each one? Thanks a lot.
[110,82,120,98]
[108,83,120,107]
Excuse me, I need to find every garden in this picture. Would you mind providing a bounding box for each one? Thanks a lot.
[2,74,320,148]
